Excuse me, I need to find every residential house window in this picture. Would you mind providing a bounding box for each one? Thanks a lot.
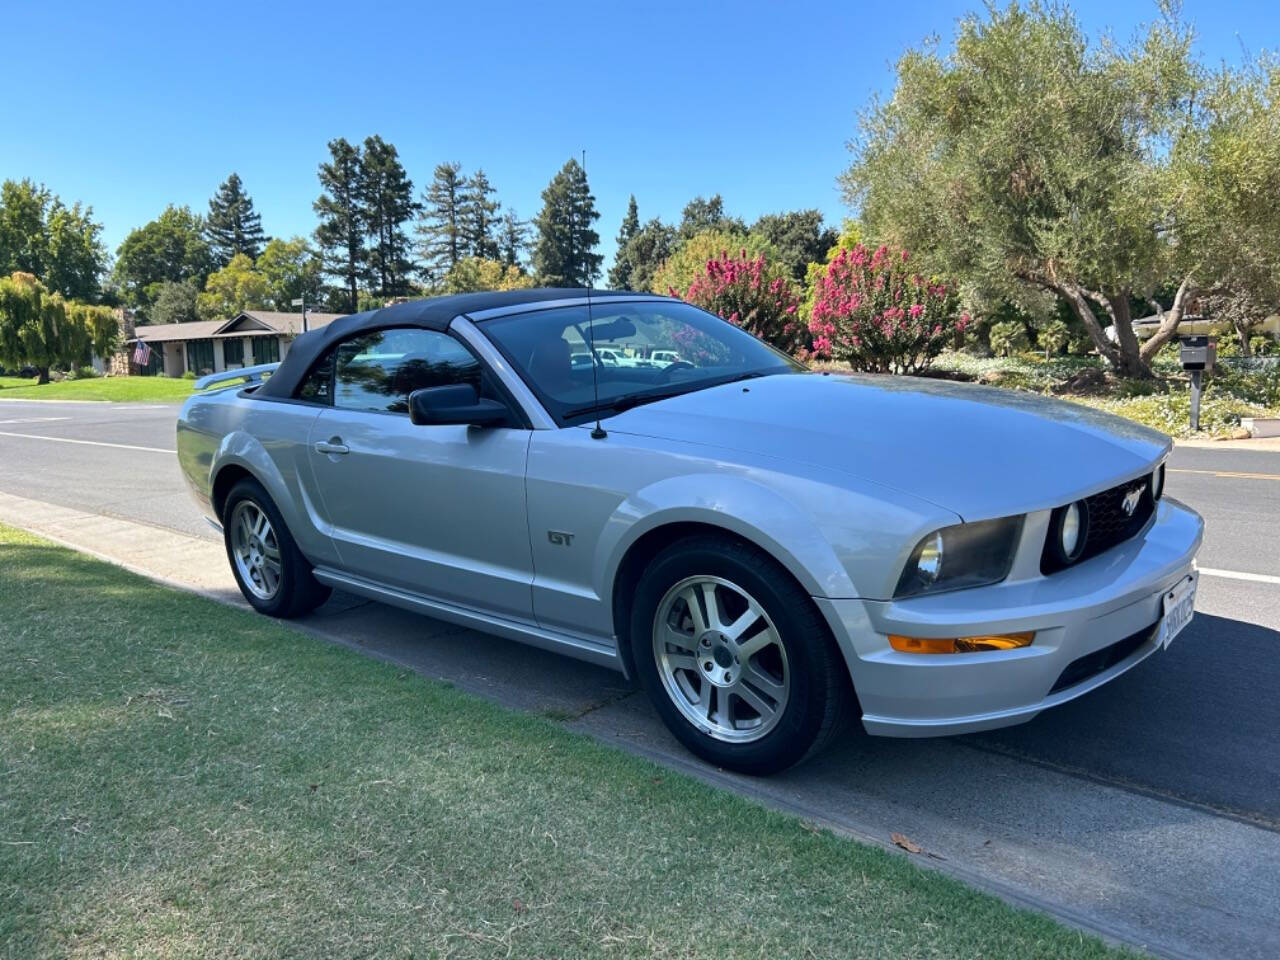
[253,338,280,365]
[223,338,244,367]
[186,339,215,375]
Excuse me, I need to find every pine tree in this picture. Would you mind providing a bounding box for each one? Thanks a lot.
[498,210,528,267]
[206,173,267,266]
[463,169,501,261]
[607,194,640,289]
[313,139,366,313]
[416,162,468,285]
[359,135,418,299]
[533,158,602,287]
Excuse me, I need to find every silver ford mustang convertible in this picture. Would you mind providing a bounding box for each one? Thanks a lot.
[178,289,1203,774]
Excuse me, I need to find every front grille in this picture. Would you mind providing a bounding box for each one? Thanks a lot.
[1049,622,1157,694]
[1041,474,1155,574]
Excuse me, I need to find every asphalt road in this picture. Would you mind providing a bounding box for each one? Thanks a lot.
[2,396,1278,959]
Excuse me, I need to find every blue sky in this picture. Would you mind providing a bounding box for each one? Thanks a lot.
[2,0,1274,272]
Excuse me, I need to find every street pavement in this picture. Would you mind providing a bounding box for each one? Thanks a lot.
[1,397,1278,959]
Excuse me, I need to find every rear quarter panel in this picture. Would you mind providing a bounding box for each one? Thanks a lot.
[177,391,337,566]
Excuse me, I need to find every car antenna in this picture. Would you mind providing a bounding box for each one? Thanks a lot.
[583,148,607,440]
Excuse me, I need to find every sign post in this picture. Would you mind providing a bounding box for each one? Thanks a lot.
[291,296,308,332]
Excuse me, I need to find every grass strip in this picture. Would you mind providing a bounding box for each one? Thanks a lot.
[0,524,1126,958]
[0,377,195,403]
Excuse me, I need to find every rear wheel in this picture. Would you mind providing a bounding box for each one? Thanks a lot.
[632,535,854,775]
[223,477,330,618]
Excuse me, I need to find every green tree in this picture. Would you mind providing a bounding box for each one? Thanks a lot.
[150,279,200,324]
[112,206,215,315]
[607,195,641,289]
[1173,58,1280,356]
[0,272,83,382]
[678,195,744,242]
[417,162,468,283]
[749,210,838,282]
[0,180,106,301]
[44,200,106,302]
[498,209,528,268]
[620,219,677,294]
[358,136,417,299]
[440,257,537,294]
[0,180,48,278]
[314,138,366,313]
[206,173,267,266]
[532,158,602,287]
[651,228,770,297]
[67,302,119,360]
[258,237,324,311]
[463,169,501,261]
[196,254,269,321]
[844,2,1200,377]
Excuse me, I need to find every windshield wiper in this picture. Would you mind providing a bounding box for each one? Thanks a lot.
[563,388,691,420]
[562,371,775,421]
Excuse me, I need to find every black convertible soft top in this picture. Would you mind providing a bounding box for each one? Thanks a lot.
[258,287,646,399]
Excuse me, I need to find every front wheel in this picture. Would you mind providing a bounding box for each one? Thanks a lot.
[632,535,855,775]
[223,477,330,618]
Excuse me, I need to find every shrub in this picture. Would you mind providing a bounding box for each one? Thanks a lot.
[669,248,804,353]
[989,320,1030,357]
[182,370,197,380]
[807,244,964,374]
[1038,318,1070,358]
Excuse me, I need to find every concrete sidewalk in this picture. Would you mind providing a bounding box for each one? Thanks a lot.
[0,491,241,605]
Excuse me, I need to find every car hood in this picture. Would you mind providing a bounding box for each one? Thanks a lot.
[602,372,1170,519]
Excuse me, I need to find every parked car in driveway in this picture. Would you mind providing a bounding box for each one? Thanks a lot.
[177,289,1203,774]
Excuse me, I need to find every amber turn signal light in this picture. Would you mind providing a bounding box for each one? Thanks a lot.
[888,632,1034,654]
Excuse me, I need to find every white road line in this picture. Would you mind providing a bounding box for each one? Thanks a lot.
[1200,567,1280,585]
[0,417,71,425]
[0,430,174,454]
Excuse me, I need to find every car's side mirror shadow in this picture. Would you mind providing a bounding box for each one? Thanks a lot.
[408,384,511,428]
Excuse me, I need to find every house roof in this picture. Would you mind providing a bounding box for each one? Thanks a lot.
[131,310,346,343]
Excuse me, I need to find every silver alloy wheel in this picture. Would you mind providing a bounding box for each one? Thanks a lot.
[652,575,790,743]
[229,500,283,601]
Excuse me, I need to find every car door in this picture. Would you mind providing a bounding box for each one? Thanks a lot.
[304,325,535,622]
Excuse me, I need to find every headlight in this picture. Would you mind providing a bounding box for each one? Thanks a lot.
[1151,462,1165,501]
[895,516,1023,598]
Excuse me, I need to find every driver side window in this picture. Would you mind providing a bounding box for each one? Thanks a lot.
[330,328,482,414]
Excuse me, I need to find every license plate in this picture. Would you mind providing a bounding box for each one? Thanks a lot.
[1157,574,1197,649]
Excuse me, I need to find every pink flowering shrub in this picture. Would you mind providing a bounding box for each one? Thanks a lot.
[669,249,804,355]
[808,243,966,374]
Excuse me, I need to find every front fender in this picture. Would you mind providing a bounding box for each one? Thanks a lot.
[594,473,857,603]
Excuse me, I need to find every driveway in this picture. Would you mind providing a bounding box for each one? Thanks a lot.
[2,398,1278,959]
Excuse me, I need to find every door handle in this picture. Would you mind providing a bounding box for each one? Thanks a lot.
[314,438,349,456]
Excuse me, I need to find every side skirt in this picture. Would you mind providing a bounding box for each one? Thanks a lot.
[311,566,624,673]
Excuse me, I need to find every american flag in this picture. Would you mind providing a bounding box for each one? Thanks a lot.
[133,340,151,366]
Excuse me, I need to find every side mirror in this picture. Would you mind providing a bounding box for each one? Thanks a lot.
[408,384,511,427]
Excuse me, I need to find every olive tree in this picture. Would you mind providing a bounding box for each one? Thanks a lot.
[843,2,1200,377]
[1172,58,1280,355]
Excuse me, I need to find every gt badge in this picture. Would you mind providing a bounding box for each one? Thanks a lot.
[548,530,575,546]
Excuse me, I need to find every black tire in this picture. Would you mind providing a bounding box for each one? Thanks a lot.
[631,534,856,775]
[222,477,331,618]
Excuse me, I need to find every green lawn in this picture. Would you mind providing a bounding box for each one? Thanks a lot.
[0,524,1125,959]
[0,375,196,402]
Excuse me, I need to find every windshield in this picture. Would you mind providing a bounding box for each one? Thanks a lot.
[479,300,806,424]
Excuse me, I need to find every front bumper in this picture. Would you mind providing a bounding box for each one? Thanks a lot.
[815,498,1204,737]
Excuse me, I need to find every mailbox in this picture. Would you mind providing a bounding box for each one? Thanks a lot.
[1179,335,1217,371]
